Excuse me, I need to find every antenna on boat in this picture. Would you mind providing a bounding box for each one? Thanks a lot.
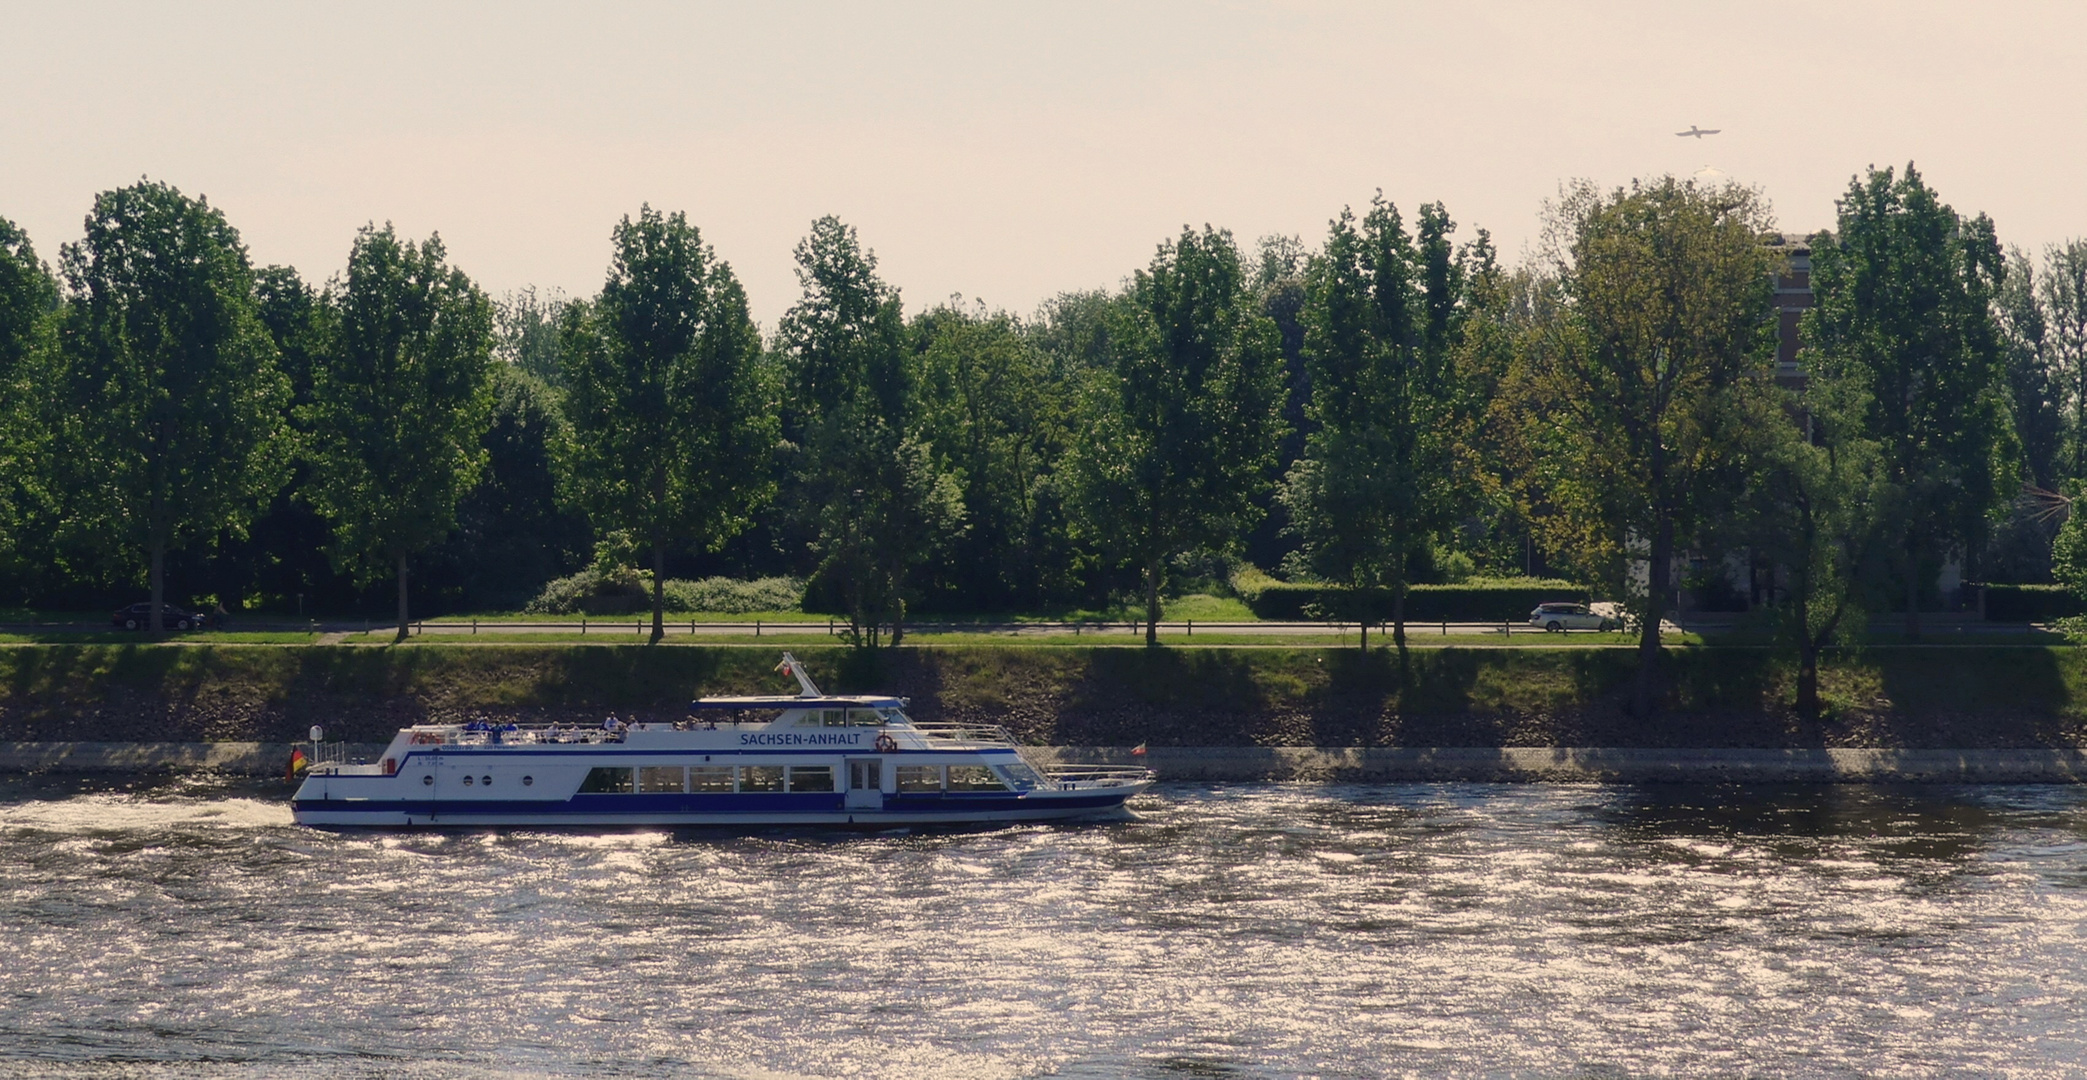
[775,652,823,697]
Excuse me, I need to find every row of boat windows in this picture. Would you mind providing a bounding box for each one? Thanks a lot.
[809,708,896,728]
[575,764,1012,794]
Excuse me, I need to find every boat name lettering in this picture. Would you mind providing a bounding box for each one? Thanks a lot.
[739,732,862,746]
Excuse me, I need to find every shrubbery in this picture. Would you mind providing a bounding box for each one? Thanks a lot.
[525,571,803,615]
[1983,584,2086,623]
[1233,575,1589,622]
[661,576,804,614]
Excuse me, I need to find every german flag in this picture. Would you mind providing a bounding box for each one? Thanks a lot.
[286,748,308,781]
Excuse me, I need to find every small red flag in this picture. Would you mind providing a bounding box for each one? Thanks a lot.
[1131,743,1147,756]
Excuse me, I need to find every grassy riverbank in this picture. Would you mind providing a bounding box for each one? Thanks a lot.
[2,644,2084,749]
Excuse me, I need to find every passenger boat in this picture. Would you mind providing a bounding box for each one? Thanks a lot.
[290,653,1152,827]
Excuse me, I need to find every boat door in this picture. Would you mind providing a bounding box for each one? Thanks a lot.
[845,759,883,811]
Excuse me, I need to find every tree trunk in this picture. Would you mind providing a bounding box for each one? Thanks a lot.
[1391,585,1409,664]
[1903,544,1922,642]
[1793,588,1819,720]
[891,593,907,647]
[1144,556,1162,647]
[650,540,666,644]
[394,553,410,643]
[1635,517,1673,717]
[1796,641,1821,720]
[148,533,167,636]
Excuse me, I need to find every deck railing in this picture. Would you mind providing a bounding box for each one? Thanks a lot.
[907,722,1151,789]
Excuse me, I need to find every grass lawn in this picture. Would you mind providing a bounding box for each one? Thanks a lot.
[0,631,322,645]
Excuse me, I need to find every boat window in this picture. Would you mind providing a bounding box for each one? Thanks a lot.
[947,765,1007,792]
[739,765,785,792]
[639,766,684,794]
[876,708,905,725]
[578,766,634,794]
[821,709,847,727]
[788,765,835,792]
[688,766,734,792]
[849,709,885,726]
[994,762,1045,791]
[895,765,943,792]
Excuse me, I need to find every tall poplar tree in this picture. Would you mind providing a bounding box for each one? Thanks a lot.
[1284,196,1458,656]
[1512,177,1777,713]
[779,216,961,646]
[2038,240,2087,485]
[1072,225,1286,645]
[301,225,494,641]
[558,206,777,641]
[0,217,57,566]
[54,182,291,630]
[1804,164,2016,638]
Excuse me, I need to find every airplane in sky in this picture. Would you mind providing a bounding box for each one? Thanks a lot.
[1675,125,1721,139]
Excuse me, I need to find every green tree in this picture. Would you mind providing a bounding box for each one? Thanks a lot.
[1511,177,1777,713]
[915,300,1085,609]
[0,217,58,568]
[1747,377,1891,718]
[496,286,568,389]
[779,216,961,646]
[1995,248,2061,491]
[2037,240,2087,485]
[301,225,494,640]
[1283,197,1459,657]
[1071,225,1287,645]
[558,206,777,641]
[1804,165,2016,638]
[53,181,291,630]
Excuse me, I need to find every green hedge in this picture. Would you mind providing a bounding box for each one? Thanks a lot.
[1240,580,1590,622]
[1983,584,2087,623]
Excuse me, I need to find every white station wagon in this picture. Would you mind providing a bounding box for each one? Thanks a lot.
[1528,602,1615,632]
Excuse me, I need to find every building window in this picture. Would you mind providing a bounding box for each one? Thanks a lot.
[895,765,943,792]
[578,767,634,794]
[638,766,684,793]
[688,766,734,793]
[740,765,785,792]
[788,765,835,792]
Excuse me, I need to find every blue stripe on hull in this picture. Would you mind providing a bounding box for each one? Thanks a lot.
[291,790,1139,827]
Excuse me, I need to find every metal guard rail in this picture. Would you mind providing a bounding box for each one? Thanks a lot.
[907,722,1151,788]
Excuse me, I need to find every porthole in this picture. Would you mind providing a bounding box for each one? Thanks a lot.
[463,775,474,786]
[523,775,534,786]
[422,775,434,786]
[481,775,492,786]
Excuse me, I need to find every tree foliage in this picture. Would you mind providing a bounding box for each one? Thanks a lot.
[0,217,57,565]
[53,181,292,630]
[1803,164,2016,637]
[779,216,961,645]
[1283,197,1461,655]
[300,225,494,640]
[1071,225,1287,644]
[1510,177,1777,711]
[557,206,777,640]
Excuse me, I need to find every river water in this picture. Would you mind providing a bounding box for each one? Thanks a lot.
[3,778,2085,1079]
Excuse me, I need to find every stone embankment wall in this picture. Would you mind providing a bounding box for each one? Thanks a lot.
[4,643,2087,752]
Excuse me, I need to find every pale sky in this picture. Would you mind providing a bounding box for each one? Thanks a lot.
[5,1,2083,329]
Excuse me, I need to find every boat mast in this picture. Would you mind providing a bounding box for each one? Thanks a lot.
[776,652,823,697]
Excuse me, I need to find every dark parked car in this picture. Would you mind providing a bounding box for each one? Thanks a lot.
[112,603,210,631]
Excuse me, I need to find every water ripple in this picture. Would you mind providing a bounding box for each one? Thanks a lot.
[2,776,2085,1077]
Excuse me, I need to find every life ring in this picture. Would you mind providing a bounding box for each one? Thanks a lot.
[873,733,899,753]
